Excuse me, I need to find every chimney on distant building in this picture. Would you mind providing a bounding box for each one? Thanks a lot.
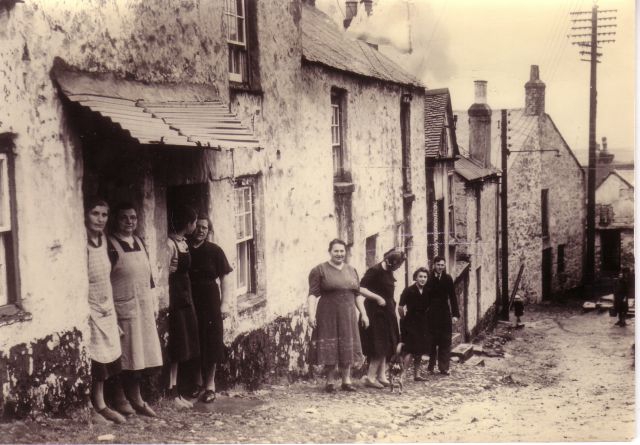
[363,0,373,16]
[344,1,358,29]
[468,80,492,168]
[524,65,545,116]
[597,136,615,165]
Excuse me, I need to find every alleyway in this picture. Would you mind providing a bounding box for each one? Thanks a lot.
[1,301,635,443]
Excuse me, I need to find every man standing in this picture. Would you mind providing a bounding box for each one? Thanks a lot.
[426,256,460,376]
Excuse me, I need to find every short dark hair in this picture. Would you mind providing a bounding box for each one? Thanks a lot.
[433,255,445,264]
[328,238,347,252]
[113,201,137,216]
[196,214,214,235]
[383,248,406,268]
[169,205,197,232]
[84,197,109,213]
[412,267,429,281]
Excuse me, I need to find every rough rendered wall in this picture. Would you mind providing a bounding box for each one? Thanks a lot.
[0,0,232,417]
[301,66,427,302]
[507,140,543,302]
[477,181,499,318]
[540,116,585,293]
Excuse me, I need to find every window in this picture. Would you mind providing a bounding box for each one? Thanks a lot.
[541,188,549,237]
[0,135,18,309]
[475,187,481,239]
[448,174,455,238]
[365,234,377,268]
[400,98,411,193]
[235,185,254,295]
[331,91,348,181]
[226,0,248,83]
[557,244,565,273]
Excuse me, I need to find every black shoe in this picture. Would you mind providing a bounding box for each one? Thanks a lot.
[184,385,203,399]
[439,370,450,376]
[341,383,357,392]
[200,389,216,403]
[324,383,336,393]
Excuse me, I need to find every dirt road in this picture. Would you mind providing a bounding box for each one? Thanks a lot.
[0,302,635,443]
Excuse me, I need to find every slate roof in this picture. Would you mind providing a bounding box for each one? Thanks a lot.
[616,169,635,187]
[455,154,500,182]
[301,4,422,88]
[53,67,260,149]
[424,89,449,157]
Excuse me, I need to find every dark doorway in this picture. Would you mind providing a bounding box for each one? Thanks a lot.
[601,230,621,273]
[454,267,470,341]
[167,183,210,232]
[542,248,553,300]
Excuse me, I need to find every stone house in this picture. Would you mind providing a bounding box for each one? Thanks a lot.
[456,66,585,303]
[0,0,427,418]
[595,168,634,276]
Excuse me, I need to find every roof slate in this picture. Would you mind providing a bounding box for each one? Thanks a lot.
[301,4,422,88]
[424,89,449,157]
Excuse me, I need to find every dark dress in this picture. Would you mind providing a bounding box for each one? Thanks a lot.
[188,241,233,367]
[399,283,430,355]
[168,238,200,363]
[425,271,460,372]
[359,263,399,359]
[308,262,364,367]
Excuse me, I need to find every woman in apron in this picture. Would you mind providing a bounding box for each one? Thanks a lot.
[85,198,125,424]
[108,203,163,417]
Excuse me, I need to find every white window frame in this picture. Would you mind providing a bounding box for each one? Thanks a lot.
[235,185,253,295]
[331,95,344,180]
[0,153,13,307]
[225,0,247,83]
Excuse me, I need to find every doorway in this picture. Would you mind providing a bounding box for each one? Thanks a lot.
[167,183,210,232]
[542,248,553,300]
[601,230,621,274]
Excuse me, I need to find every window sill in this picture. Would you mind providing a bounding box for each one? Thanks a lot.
[333,182,355,195]
[0,304,32,327]
[229,82,263,96]
[237,292,266,317]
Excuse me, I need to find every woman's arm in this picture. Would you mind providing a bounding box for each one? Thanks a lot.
[355,295,369,328]
[359,286,386,306]
[307,294,319,328]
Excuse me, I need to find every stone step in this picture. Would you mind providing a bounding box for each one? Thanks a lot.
[597,301,614,311]
[465,356,485,367]
[601,294,614,302]
[472,344,484,355]
[451,343,474,362]
[583,301,597,310]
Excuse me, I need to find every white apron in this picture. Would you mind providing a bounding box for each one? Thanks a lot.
[87,236,121,364]
[109,235,163,371]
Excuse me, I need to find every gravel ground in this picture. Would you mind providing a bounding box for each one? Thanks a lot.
[0,301,635,443]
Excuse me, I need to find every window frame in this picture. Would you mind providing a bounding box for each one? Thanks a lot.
[331,90,348,182]
[475,186,481,240]
[0,135,19,312]
[234,184,255,296]
[400,98,412,193]
[225,0,248,84]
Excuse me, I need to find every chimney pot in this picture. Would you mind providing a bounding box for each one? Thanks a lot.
[474,80,487,105]
[602,136,608,152]
[344,0,358,28]
[530,65,540,81]
[363,0,373,16]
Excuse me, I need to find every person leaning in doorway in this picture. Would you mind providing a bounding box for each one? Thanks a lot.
[108,202,163,418]
[425,256,459,376]
[167,205,201,409]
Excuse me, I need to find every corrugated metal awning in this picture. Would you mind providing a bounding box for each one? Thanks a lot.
[53,68,260,150]
[455,154,500,182]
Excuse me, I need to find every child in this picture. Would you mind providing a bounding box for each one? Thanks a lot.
[513,294,525,327]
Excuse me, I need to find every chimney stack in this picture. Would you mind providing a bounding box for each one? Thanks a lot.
[525,65,545,116]
[344,1,358,29]
[597,136,615,165]
[468,80,492,168]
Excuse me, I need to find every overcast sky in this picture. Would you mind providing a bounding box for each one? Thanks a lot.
[316,0,635,165]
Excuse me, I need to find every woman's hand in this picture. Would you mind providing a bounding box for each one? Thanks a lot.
[376,296,386,307]
[308,313,317,329]
[360,313,370,329]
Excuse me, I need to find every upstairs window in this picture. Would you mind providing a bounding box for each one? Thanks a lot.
[400,98,411,193]
[541,189,549,237]
[448,174,455,238]
[331,90,349,182]
[0,135,18,310]
[225,0,261,89]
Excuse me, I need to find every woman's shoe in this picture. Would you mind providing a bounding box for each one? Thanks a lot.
[377,379,391,387]
[201,389,216,403]
[363,377,383,389]
[341,383,357,392]
[184,385,203,399]
[112,399,136,416]
[131,401,157,417]
[324,383,336,393]
[98,407,126,424]
[414,374,427,382]
[91,409,112,425]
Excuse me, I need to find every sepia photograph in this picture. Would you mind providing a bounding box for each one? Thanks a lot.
[0,0,635,442]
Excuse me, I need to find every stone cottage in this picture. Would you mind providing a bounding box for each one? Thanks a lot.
[456,66,585,303]
[0,0,428,418]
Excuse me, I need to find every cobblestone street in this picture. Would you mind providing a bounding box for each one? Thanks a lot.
[1,301,635,443]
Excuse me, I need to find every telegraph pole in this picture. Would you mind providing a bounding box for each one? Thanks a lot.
[568,4,616,287]
[500,109,509,321]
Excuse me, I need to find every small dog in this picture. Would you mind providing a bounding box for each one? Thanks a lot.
[388,342,406,393]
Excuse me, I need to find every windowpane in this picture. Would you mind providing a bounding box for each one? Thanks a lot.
[0,156,9,231]
[237,241,247,289]
[0,235,7,306]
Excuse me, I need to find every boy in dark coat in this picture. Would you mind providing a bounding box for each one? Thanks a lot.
[425,256,460,376]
